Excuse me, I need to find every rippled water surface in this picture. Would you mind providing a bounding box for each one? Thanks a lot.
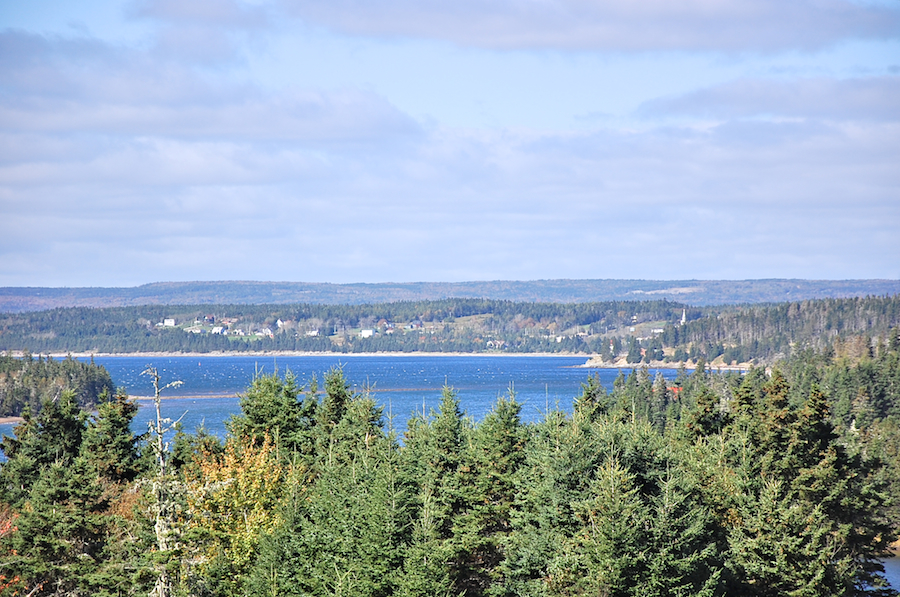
[89,354,661,437]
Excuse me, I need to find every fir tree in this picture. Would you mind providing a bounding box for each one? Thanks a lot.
[227,369,316,458]
[452,392,526,596]
[248,397,408,597]
[81,389,142,483]
[1,457,109,596]
[0,390,86,507]
[397,386,465,597]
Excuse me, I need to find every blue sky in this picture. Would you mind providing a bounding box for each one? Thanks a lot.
[1,0,898,286]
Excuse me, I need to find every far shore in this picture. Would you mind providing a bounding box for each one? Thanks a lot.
[4,350,755,371]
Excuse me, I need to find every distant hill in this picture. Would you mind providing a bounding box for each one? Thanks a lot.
[2,296,898,364]
[1,279,899,312]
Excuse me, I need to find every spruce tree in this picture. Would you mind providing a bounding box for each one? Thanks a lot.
[452,393,526,596]
[227,370,316,458]
[1,457,109,596]
[396,386,465,597]
[0,390,86,507]
[571,458,648,597]
[248,395,409,597]
[81,389,142,483]
[501,406,603,596]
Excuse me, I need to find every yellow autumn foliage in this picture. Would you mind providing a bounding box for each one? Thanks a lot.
[184,435,295,577]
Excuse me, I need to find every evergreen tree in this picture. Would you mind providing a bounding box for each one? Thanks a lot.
[81,389,142,483]
[756,370,796,481]
[227,370,317,459]
[318,366,354,433]
[247,397,409,597]
[570,458,648,596]
[684,386,728,438]
[649,372,671,432]
[502,406,605,597]
[452,392,526,596]
[0,390,86,507]
[641,470,721,597]
[397,386,466,597]
[572,374,612,421]
[720,374,896,595]
[0,457,110,596]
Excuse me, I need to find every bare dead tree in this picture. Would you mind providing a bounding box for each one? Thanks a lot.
[141,366,184,597]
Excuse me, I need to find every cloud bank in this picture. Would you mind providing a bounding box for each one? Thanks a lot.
[284,0,900,52]
[641,76,900,121]
[0,0,898,286]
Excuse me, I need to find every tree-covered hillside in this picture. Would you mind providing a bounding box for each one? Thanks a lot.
[0,353,115,416]
[2,278,899,312]
[661,295,900,364]
[1,295,898,366]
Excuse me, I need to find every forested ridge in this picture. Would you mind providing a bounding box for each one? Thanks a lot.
[1,295,898,365]
[0,353,114,417]
[4,279,899,312]
[661,295,900,365]
[1,332,899,596]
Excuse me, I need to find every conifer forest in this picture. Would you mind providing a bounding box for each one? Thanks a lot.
[2,295,898,365]
[1,326,899,596]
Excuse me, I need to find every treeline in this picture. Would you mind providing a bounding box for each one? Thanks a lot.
[0,296,900,365]
[0,353,115,416]
[664,296,900,363]
[5,279,900,313]
[1,296,899,365]
[0,298,690,354]
[1,336,899,596]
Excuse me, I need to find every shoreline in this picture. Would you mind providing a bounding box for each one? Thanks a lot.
[130,393,239,401]
[580,355,752,371]
[4,350,753,371]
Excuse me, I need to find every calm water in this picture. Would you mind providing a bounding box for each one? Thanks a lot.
[885,556,900,591]
[0,355,659,439]
[86,355,650,438]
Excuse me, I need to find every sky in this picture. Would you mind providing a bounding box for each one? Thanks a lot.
[0,0,898,287]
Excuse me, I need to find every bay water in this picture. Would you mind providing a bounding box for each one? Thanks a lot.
[87,354,645,438]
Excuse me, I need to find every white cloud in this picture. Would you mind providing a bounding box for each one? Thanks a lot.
[1,7,898,286]
[0,92,420,142]
[640,76,900,121]
[282,0,900,52]
[2,114,898,284]
[127,0,271,64]
[130,0,269,28]
[0,31,421,144]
